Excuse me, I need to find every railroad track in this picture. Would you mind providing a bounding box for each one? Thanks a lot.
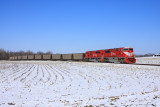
[81,61,160,67]
[130,63,160,66]
[89,61,160,66]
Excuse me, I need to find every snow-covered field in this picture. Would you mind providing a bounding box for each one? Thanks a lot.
[0,61,160,107]
[136,57,160,64]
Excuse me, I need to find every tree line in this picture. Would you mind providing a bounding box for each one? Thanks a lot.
[0,49,53,60]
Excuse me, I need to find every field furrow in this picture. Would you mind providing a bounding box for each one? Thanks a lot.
[0,61,160,106]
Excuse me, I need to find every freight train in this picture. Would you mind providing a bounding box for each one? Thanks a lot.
[9,47,136,64]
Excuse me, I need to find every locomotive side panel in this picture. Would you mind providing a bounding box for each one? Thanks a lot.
[62,54,73,60]
[85,51,102,62]
[35,55,42,60]
[28,55,34,60]
[52,54,62,60]
[43,55,51,60]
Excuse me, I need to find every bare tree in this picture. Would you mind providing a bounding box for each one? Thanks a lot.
[37,51,44,55]
[26,50,34,55]
[0,49,54,60]
[0,49,8,60]
[18,50,25,56]
[45,51,53,55]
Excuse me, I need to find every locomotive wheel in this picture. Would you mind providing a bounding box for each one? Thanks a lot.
[120,59,123,64]
[98,58,101,62]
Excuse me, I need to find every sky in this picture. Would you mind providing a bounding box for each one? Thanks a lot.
[0,0,160,54]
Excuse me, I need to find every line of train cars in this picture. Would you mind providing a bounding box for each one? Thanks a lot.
[9,47,136,64]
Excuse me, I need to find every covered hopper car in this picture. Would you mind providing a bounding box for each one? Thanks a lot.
[62,54,73,60]
[28,55,34,60]
[22,56,27,60]
[43,55,51,60]
[52,54,62,60]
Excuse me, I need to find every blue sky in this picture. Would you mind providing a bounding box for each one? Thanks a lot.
[0,0,160,54]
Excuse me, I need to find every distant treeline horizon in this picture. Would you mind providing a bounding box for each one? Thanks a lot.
[0,48,156,60]
[0,49,53,60]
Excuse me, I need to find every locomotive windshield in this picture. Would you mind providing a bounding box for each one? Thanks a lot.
[124,49,128,51]
[124,48,133,51]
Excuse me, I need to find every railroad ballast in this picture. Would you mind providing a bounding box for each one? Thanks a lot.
[9,47,136,64]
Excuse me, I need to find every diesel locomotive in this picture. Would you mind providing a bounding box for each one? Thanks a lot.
[85,47,136,63]
[9,47,136,64]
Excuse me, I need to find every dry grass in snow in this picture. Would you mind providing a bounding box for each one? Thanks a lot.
[136,57,160,64]
[0,61,160,107]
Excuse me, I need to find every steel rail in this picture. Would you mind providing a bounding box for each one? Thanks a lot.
[129,63,160,66]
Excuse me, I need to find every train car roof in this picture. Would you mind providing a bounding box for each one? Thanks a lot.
[86,47,134,52]
[123,47,133,48]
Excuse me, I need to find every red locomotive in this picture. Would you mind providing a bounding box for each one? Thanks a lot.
[85,47,136,64]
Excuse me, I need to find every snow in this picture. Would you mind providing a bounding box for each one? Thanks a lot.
[0,61,160,106]
[136,57,160,64]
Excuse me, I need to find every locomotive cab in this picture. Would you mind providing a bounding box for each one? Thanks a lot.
[123,47,136,63]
